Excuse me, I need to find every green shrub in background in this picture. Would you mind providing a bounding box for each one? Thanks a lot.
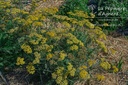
[58,0,90,15]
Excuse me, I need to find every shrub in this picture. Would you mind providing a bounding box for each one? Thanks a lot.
[58,0,90,15]
[0,0,119,85]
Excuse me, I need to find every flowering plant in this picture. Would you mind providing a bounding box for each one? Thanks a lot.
[0,0,120,85]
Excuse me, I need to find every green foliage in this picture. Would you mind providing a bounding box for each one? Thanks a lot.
[97,0,128,32]
[58,0,90,15]
[117,57,123,71]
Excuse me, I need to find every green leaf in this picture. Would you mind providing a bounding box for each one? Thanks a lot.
[117,57,123,71]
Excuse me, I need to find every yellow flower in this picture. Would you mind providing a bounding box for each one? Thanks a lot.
[69,68,76,77]
[96,74,105,81]
[41,37,47,44]
[58,51,67,61]
[56,67,64,75]
[110,48,116,54]
[103,23,109,26]
[90,13,95,18]
[43,0,46,2]
[11,8,21,14]
[88,59,96,67]
[41,29,46,33]
[8,29,15,33]
[29,40,39,45]
[34,52,41,58]
[67,63,73,71]
[26,63,35,74]
[52,72,57,79]
[62,21,71,28]
[29,33,42,45]
[40,16,46,21]
[16,57,25,65]
[28,15,38,21]
[45,44,53,52]
[100,61,111,70]
[43,7,58,15]
[79,65,87,70]
[55,76,62,84]
[85,21,95,29]
[46,53,53,60]
[79,41,84,46]
[46,31,56,37]
[112,66,118,73]
[33,58,40,64]
[32,22,43,27]
[21,44,32,54]
[67,39,73,44]
[100,58,105,62]
[60,79,68,85]
[71,28,75,31]
[70,45,78,51]
[79,70,88,79]
[96,40,107,53]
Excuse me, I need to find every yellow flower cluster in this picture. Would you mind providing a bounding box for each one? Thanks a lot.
[16,57,25,65]
[66,33,84,46]
[96,74,105,81]
[70,45,78,51]
[25,13,44,26]
[29,32,43,45]
[79,70,89,79]
[35,44,53,52]
[45,44,53,52]
[60,79,68,85]
[53,15,69,21]
[52,67,68,85]
[32,21,43,27]
[62,21,71,28]
[41,37,47,44]
[21,43,32,54]
[58,51,67,61]
[10,8,21,15]
[0,1,11,8]
[46,53,53,60]
[96,40,107,53]
[90,13,95,18]
[42,7,58,15]
[85,21,95,29]
[93,27,107,40]
[68,10,89,18]
[46,31,56,37]
[78,65,90,79]
[100,61,111,70]
[112,66,118,73]
[79,65,87,70]
[88,59,96,67]
[103,23,109,26]
[26,63,35,74]
[67,63,76,77]
[33,52,41,64]
[7,27,18,33]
